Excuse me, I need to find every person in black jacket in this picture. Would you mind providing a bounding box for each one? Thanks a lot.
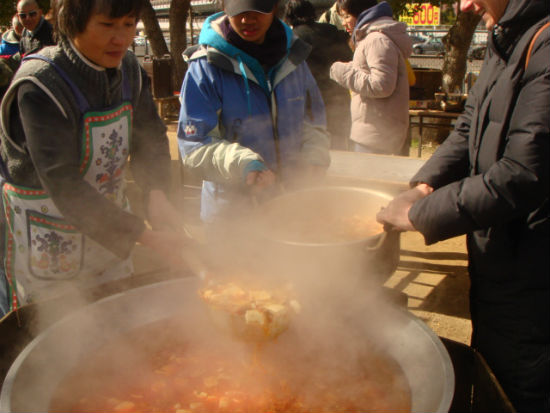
[377,1,549,411]
[17,0,55,56]
[283,0,353,150]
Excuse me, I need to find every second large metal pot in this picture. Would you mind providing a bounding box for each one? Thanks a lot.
[252,186,400,281]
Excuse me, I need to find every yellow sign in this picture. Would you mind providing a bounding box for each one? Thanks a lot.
[400,3,440,26]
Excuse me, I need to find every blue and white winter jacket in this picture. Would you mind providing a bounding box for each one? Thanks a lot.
[177,13,330,221]
[0,30,20,56]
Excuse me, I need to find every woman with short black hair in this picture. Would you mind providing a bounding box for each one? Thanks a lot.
[0,0,187,314]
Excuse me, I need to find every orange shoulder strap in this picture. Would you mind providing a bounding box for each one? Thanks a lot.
[525,21,550,71]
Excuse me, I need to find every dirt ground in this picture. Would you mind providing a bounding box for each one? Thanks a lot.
[388,232,471,344]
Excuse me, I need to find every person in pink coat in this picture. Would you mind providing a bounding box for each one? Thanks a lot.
[330,0,412,155]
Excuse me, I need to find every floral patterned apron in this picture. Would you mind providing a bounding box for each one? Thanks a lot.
[2,56,134,310]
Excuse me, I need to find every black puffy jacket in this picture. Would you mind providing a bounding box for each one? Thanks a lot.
[408,0,549,410]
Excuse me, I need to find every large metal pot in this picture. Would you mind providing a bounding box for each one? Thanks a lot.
[0,278,454,412]
[252,186,400,281]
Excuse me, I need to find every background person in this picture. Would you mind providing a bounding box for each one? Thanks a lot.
[177,0,330,224]
[317,1,345,30]
[0,0,188,317]
[330,0,412,155]
[377,0,549,410]
[17,0,55,56]
[0,15,24,57]
[283,0,353,150]
[0,15,24,100]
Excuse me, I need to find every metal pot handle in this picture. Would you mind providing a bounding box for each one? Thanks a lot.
[364,231,388,251]
[363,230,401,279]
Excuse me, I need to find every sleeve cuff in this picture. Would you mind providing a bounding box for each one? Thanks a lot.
[243,160,267,181]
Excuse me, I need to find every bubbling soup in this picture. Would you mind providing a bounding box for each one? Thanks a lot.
[49,317,411,413]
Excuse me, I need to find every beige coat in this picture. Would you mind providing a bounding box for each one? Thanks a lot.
[330,17,412,154]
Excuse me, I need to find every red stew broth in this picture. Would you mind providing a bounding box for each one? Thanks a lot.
[50,317,411,413]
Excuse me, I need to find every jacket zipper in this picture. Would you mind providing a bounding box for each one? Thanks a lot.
[267,79,281,174]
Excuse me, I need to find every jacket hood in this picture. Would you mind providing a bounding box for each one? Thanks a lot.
[353,1,392,42]
[198,12,293,64]
[193,12,309,94]
[2,29,20,45]
[355,16,412,58]
[355,1,393,28]
[491,0,549,57]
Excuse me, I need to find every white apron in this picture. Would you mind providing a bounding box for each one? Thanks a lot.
[2,56,135,309]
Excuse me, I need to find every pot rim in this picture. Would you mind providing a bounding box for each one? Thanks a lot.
[266,230,386,247]
[257,186,393,247]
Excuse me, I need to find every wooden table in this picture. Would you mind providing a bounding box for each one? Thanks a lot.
[409,109,462,157]
[326,150,426,194]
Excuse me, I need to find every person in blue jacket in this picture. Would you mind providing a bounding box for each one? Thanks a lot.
[0,15,24,57]
[177,0,331,223]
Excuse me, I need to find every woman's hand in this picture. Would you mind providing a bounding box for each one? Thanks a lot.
[330,61,352,84]
[376,183,433,231]
[246,169,276,194]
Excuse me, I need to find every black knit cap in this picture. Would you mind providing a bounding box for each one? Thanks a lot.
[225,0,278,17]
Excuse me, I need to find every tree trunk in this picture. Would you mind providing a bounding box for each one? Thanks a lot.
[170,0,191,92]
[141,0,170,57]
[440,11,481,93]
